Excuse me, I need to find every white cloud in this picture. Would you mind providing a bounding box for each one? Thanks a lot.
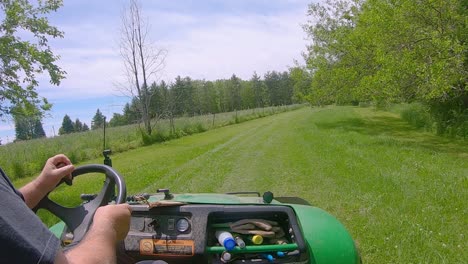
[38,3,309,100]
[160,11,308,81]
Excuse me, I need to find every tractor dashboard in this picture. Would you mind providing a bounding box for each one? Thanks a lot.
[123,203,309,264]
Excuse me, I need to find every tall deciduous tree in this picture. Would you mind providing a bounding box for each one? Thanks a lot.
[109,113,127,127]
[119,0,167,135]
[14,117,46,140]
[303,0,466,106]
[11,103,45,140]
[289,66,311,103]
[0,0,65,117]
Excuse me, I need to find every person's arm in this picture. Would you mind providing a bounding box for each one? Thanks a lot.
[19,154,74,209]
[54,203,132,264]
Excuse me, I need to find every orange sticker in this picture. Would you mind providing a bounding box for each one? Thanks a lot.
[139,239,195,256]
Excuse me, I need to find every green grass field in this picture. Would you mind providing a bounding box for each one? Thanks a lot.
[1,105,300,180]
[15,106,467,263]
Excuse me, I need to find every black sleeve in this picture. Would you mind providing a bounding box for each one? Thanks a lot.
[0,169,60,264]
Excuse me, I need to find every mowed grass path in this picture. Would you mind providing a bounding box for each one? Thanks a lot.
[16,106,467,263]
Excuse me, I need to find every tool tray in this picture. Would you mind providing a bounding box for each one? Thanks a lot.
[207,206,309,263]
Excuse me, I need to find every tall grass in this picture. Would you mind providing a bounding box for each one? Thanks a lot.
[394,103,468,139]
[0,105,303,180]
[397,103,432,129]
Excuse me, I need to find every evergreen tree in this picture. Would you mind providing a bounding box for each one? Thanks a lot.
[123,101,140,124]
[59,115,74,135]
[91,109,106,130]
[34,120,46,138]
[171,76,195,116]
[82,123,90,131]
[74,118,83,132]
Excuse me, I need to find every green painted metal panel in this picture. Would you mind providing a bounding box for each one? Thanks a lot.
[288,204,360,264]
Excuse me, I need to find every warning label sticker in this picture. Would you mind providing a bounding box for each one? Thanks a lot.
[139,239,194,256]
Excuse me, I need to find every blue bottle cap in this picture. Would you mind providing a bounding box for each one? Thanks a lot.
[262,254,274,262]
[223,237,236,251]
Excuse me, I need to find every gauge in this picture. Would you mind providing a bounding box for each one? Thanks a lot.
[176,218,190,233]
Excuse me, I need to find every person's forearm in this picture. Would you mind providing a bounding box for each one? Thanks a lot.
[19,178,49,209]
[60,224,117,264]
[20,154,74,209]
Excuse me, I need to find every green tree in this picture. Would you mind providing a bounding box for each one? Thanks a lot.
[171,76,195,115]
[289,66,311,103]
[202,80,220,114]
[264,71,282,106]
[59,114,74,135]
[11,103,45,140]
[251,72,269,107]
[0,0,65,117]
[302,0,364,105]
[33,119,46,138]
[214,80,229,112]
[228,74,242,111]
[109,113,127,127]
[240,80,255,109]
[14,116,45,140]
[74,118,83,132]
[91,109,106,130]
[82,123,90,131]
[123,101,140,124]
[303,0,466,106]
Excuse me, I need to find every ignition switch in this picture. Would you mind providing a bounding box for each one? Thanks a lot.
[147,218,160,230]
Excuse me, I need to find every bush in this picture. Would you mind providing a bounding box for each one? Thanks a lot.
[398,99,468,139]
[429,95,468,138]
[400,103,432,129]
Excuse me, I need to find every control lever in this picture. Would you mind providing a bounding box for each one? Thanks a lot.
[157,189,173,200]
[80,193,97,202]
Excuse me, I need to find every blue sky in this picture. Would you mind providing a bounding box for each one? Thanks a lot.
[0,0,315,143]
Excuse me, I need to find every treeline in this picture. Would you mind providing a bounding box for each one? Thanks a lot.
[108,72,296,128]
[59,71,298,133]
[299,0,467,137]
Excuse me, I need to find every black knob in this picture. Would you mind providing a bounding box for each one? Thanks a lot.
[157,189,173,199]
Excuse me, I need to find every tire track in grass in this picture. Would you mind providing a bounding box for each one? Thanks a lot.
[140,115,284,193]
[217,112,304,192]
[180,117,289,193]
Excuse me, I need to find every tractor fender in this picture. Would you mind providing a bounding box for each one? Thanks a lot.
[288,204,361,264]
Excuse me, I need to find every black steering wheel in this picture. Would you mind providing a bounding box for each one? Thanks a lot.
[34,164,127,244]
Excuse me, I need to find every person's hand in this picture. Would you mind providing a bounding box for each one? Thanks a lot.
[92,204,132,241]
[36,154,74,193]
[58,204,132,263]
